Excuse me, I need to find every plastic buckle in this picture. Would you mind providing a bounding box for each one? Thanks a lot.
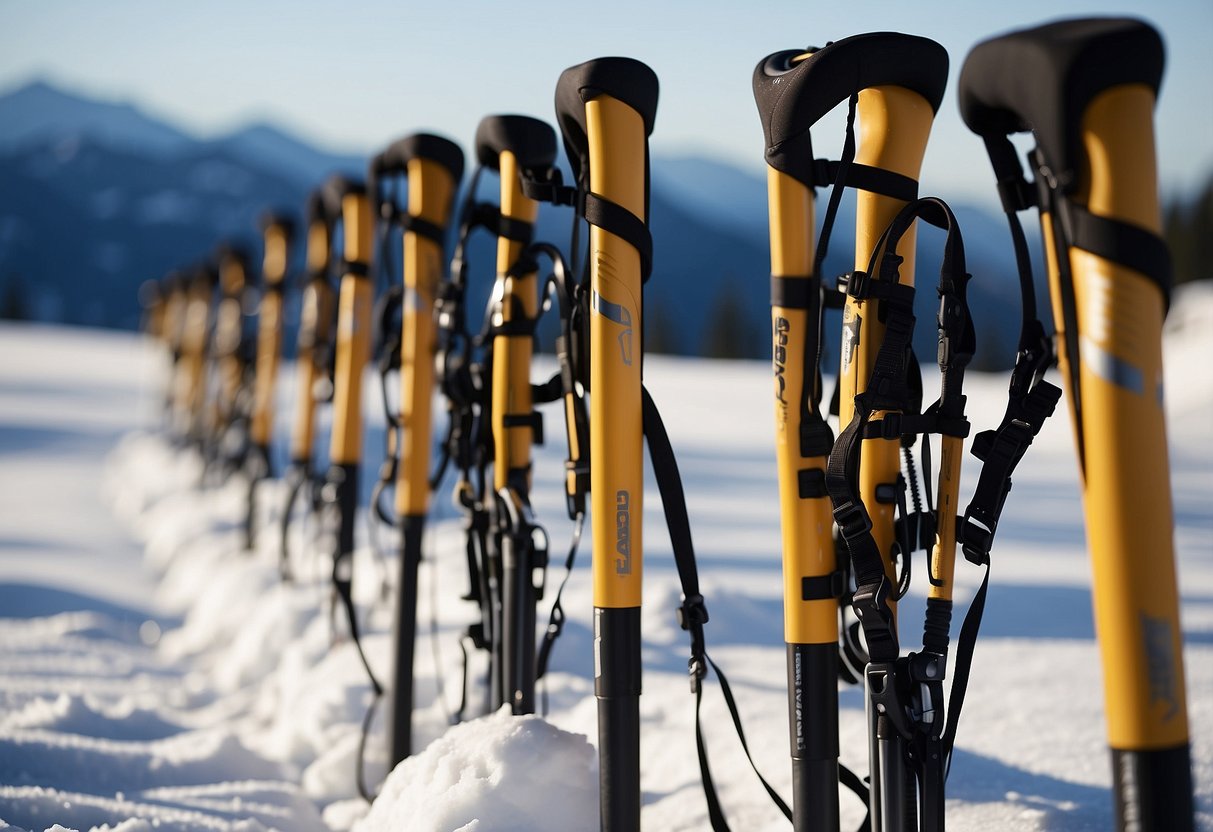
[845,270,872,300]
[676,593,709,631]
[958,508,995,566]
[997,175,1038,213]
[877,412,902,440]
[865,660,913,739]
[687,655,707,694]
[833,500,873,541]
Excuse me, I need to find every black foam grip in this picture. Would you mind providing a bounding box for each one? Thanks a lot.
[554,57,659,188]
[958,17,1163,191]
[473,115,557,172]
[382,132,466,182]
[753,33,949,188]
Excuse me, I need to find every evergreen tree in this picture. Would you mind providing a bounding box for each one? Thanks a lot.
[701,277,761,359]
[0,275,30,321]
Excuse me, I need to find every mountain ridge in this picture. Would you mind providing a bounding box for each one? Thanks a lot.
[0,79,1029,367]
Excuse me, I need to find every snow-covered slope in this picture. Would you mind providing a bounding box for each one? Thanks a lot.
[1,283,1211,831]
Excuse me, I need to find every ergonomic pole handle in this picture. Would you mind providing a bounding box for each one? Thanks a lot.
[753,34,948,189]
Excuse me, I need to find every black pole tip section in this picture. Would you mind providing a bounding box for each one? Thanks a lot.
[554,57,659,188]
[792,758,841,832]
[388,513,427,768]
[597,694,641,832]
[1111,745,1194,832]
[957,17,1163,193]
[473,115,557,173]
[401,513,427,541]
[752,33,948,189]
[378,133,467,184]
[327,462,360,557]
[786,642,840,761]
[593,607,642,698]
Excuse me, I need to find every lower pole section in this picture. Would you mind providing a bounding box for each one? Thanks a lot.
[1111,745,1193,832]
[503,526,537,714]
[243,442,269,551]
[874,713,909,832]
[388,514,425,767]
[788,643,840,832]
[595,606,641,832]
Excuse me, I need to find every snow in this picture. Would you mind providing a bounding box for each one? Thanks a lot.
[1,282,1212,831]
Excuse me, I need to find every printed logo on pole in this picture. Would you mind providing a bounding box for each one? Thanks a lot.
[592,290,634,366]
[614,490,631,575]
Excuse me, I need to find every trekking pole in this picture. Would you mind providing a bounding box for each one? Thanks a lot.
[138,277,165,343]
[280,188,339,580]
[208,243,255,477]
[753,35,948,832]
[555,57,657,832]
[155,271,187,427]
[367,134,464,766]
[178,263,218,448]
[959,18,1193,830]
[322,176,374,640]
[244,213,295,550]
[137,275,169,430]
[474,115,557,716]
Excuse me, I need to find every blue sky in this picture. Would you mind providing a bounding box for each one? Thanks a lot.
[2,0,1210,206]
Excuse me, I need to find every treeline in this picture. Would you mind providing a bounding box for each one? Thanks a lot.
[1165,169,1213,285]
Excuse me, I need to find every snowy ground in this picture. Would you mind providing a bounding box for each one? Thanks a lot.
[1,284,1211,831]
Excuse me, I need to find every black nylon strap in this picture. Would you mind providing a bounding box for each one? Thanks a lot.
[771,275,816,309]
[642,387,703,627]
[469,201,534,244]
[536,514,584,695]
[802,570,845,600]
[343,260,370,278]
[400,213,447,246]
[531,374,563,404]
[958,381,1061,564]
[521,169,579,207]
[798,467,828,498]
[942,562,990,767]
[696,652,794,831]
[811,158,920,203]
[1069,204,1172,309]
[643,386,813,830]
[585,192,653,283]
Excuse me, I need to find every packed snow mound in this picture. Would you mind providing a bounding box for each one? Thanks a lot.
[354,709,597,832]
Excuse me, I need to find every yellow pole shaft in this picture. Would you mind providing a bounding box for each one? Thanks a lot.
[589,96,646,610]
[491,150,541,493]
[839,86,936,609]
[395,158,457,516]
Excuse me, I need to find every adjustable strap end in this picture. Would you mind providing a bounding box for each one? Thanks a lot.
[677,594,710,694]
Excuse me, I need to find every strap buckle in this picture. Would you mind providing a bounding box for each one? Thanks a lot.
[852,577,898,663]
[677,594,709,694]
[676,593,710,630]
[833,500,873,541]
[865,660,913,739]
[844,269,872,300]
[958,506,996,565]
